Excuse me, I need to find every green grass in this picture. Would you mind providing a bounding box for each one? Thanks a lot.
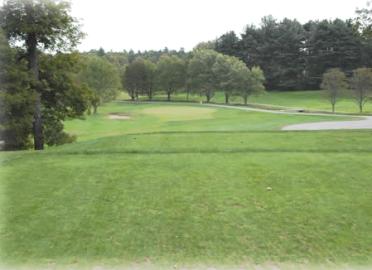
[118,90,372,114]
[64,102,357,142]
[1,101,372,270]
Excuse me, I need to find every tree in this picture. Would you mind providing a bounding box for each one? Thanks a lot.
[155,55,186,101]
[214,31,240,58]
[39,52,92,146]
[320,69,348,113]
[354,1,372,67]
[144,60,156,100]
[97,47,105,57]
[349,68,372,113]
[275,18,306,90]
[79,57,121,114]
[354,1,372,42]
[124,60,147,101]
[0,28,36,150]
[212,54,234,103]
[187,50,218,102]
[0,0,85,150]
[305,19,361,89]
[232,61,265,105]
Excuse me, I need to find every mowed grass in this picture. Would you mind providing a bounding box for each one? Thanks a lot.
[64,102,357,142]
[117,90,372,114]
[1,131,372,269]
[1,102,372,269]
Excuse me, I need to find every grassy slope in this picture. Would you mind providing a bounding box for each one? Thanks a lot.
[118,91,372,114]
[1,102,372,269]
[1,131,372,269]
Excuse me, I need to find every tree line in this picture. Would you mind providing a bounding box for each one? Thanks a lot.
[212,15,372,91]
[82,48,265,114]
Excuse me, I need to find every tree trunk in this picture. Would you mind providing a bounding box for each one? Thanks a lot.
[27,32,44,150]
[225,94,229,104]
[93,105,98,114]
[244,97,248,105]
[148,90,152,101]
[360,103,363,113]
[332,103,335,114]
[206,95,210,103]
[131,95,135,101]
[167,92,171,101]
[187,91,189,102]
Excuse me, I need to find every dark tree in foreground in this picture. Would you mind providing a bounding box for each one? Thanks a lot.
[0,0,85,150]
[321,69,348,113]
[0,28,36,150]
[349,68,372,113]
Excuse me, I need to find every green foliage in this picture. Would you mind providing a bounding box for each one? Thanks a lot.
[155,55,186,101]
[143,60,156,100]
[0,28,35,151]
[187,50,218,102]
[123,60,147,100]
[38,52,93,145]
[321,69,349,113]
[0,0,85,51]
[305,19,361,89]
[43,116,76,146]
[78,56,121,113]
[231,59,266,104]
[213,31,240,58]
[354,1,372,42]
[213,16,365,91]
[212,54,234,103]
[0,0,85,150]
[349,67,372,112]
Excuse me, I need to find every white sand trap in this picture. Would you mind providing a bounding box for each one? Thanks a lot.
[107,114,131,119]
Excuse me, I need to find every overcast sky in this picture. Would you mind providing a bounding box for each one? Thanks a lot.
[68,0,368,52]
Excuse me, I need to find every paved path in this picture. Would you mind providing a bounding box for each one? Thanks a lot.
[117,101,372,130]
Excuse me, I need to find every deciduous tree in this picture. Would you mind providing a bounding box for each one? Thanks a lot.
[124,60,147,101]
[232,62,265,104]
[187,50,218,102]
[0,28,35,150]
[212,54,234,103]
[349,67,372,113]
[155,56,186,101]
[320,69,348,113]
[79,57,121,114]
[0,0,85,149]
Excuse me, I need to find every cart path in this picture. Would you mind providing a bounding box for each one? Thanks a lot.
[117,101,372,130]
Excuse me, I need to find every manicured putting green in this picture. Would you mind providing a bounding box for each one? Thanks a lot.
[142,106,216,121]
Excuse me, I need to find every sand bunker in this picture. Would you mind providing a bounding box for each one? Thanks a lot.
[107,114,131,120]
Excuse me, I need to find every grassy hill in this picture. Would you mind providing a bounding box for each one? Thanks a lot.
[1,101,371,270]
